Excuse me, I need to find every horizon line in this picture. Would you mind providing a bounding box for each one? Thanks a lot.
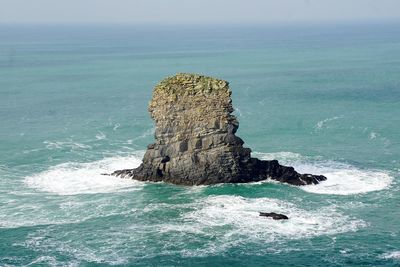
[1,18,400,27]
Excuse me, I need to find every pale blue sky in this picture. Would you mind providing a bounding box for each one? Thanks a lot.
[0,0,399,24]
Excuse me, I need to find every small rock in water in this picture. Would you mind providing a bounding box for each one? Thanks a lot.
[259,212,289,220]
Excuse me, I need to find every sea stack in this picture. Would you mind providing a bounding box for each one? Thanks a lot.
[112,73,326,185]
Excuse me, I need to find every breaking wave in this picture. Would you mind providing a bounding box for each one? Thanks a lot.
[381,251,400,260]
[18,195,366,260]
[24,154,144,195]
[183,195,365,241]
[24,150,393,196]
[255,152,393,195]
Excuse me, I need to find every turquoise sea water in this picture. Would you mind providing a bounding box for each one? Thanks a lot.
[0,23,399,266]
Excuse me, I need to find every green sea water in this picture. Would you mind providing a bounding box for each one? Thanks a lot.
[0,23,399,266]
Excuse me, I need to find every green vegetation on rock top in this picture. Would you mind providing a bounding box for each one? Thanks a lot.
[154,73,229,96]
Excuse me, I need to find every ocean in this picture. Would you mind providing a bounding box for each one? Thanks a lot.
[0,22,399,266]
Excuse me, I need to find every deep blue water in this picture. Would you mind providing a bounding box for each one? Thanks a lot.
[0,22,399,266]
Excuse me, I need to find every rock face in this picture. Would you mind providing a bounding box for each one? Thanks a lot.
[112,73,326,186]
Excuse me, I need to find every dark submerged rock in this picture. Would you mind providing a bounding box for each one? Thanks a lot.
[259,212,289,220]
[112,73,327,186]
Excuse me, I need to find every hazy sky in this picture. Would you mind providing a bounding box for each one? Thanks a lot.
[1,0,400,24]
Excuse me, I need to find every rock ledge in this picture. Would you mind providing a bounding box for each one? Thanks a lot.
[112,73,326,186]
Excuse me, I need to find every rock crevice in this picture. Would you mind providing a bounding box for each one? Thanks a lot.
[112,73,326,186]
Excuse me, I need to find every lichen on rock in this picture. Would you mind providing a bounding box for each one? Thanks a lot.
[112,73,326,186]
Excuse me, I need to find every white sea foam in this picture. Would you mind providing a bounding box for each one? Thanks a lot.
[21,227,132,265]
[15,165,371,258]
[18,194,365,259]
[113,123,120,131]
[381,251,400,260]
[314,116,342,130]
[369,131,378,140]
[300,164,392,195]
[256,152,393,195]
[44,140,91,150]
[26,256,61,266]
[24,154,144,195]
[95,131,107,140]
[181,195,365,246]
[0,195,139,229]
[255,151,303,161]
[234,107,243,117]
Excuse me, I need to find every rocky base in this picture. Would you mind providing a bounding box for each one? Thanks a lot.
[113,158,326,186]
[112,73,326,186]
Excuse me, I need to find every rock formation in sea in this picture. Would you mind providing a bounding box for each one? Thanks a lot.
[112,73,326,186]
[259,212,289,220]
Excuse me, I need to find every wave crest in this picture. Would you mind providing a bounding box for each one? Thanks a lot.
[180,195,366,249]
[24,154,144,195]
[255,152,393,195]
